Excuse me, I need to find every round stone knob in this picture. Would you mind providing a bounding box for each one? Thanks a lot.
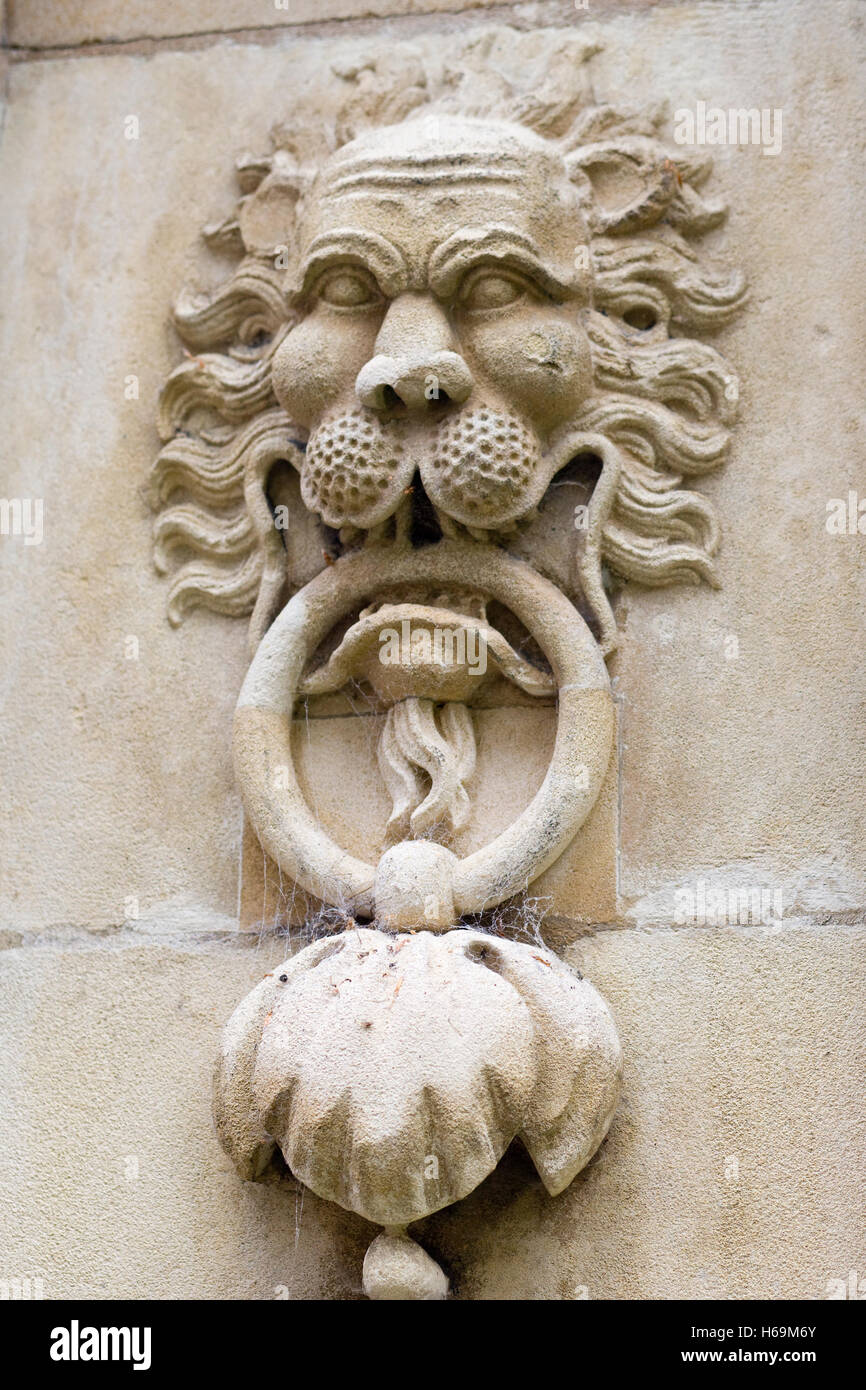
[374,840,458,931]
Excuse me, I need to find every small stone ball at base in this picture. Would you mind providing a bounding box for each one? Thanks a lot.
[362,1231,449,1300]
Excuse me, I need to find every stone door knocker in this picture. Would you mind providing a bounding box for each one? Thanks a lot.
[152,29,744,1299]
[216,540,621,1298]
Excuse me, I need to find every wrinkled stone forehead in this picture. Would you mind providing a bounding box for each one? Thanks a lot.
[297,116,588,279]
[322,115,570,187]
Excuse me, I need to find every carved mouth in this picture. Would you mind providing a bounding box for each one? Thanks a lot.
[299,601,554,704]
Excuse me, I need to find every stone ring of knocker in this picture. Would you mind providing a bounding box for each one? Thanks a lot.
[233,539,614,928]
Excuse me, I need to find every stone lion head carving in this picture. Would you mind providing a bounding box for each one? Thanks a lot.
[152,29,746,656]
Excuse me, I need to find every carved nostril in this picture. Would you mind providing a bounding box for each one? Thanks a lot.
[380,384,403,414]
[356,352,473,415]
[424,352,473,408]
[356,357,400,413]
[392,371,437,413]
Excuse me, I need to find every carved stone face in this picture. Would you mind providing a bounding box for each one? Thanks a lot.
[271,116,594,531]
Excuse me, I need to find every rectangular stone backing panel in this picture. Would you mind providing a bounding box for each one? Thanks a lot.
[239,705,619,931]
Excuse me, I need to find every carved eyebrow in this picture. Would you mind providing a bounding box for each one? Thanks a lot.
[293,230,409,300]
[324,155,524,192]
[429,226,579,302]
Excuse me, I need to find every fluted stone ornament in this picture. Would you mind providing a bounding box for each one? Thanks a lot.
[215,929,621,1298]
[154,27,744,1299]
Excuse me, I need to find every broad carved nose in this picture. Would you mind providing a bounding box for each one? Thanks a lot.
[355,293,473,414]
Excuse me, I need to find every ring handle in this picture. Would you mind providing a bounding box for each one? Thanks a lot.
[234,541,614,919]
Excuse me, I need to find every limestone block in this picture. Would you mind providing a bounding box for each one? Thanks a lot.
[420,923,866,1299]
[578,1,866,918]
[0,51,265,933]
[6,0,508,48]
[4,6,861,941]
[0,937,373,1299]
[3,923,861,1299]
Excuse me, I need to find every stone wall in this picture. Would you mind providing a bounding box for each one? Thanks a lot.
[1,0,863,1300]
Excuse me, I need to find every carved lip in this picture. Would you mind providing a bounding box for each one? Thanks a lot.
[299,602,554,704]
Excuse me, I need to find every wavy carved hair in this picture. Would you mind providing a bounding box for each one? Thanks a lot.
[152,30,746,654]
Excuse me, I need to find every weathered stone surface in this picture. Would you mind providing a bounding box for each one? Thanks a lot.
[0,49,259,934]
[421,923,866,1299]
[215,930,621,1225]
[0,938,373,1299]
[363,1229,449,1300]
[584,1,866,921]
[6,0,508,49]
[2,923,862,1299]
[1,0,863,1303]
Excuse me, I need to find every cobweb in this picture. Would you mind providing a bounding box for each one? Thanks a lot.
[244,672,556,957]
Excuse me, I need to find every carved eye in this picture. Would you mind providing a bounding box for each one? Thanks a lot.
[317,268,381,309]
[458,270,527,312]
